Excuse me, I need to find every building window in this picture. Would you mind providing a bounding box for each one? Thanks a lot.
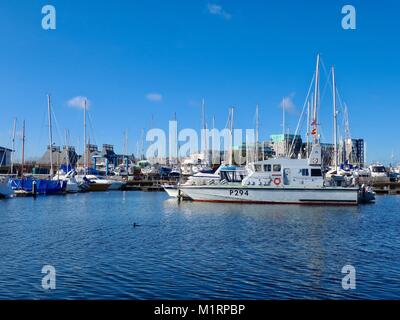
[264,164,271,172]
[273,164,281,172]
[311,169,322,177]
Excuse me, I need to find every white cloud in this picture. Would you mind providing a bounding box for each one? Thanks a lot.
[146,93,163,102]
[207,3,232,20]
[280,93,296,112]
[68,96,90,109]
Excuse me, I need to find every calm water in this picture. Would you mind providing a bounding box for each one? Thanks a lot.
[0,191,399,300]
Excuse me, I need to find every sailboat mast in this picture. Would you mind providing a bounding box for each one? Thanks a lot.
[282,98,286,157]
[21,120,25,177]
[65,129,70,169]
[47,94,54,176]
[201,98,208,164]
[83,99,87,174]
[212,115,215,131]
[230,107,234,166]
[255,104,259,162]
[332,65,338,170]
[175,112,179,164]
[11,118,17,175]
[312,54,320,144]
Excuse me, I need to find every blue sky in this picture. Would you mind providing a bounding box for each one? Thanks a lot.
[0,0,399,163]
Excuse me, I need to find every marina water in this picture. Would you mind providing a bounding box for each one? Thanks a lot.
[0,192,399,299]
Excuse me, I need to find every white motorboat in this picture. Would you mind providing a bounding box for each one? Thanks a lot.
[75,175,111,192]
[85,175,125,190]
[53,170,80,193]
[369,164,388,178]
[163,165,246,198]
[369,163,389,183]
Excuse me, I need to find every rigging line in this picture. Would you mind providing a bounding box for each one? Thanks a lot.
[320,67,333,108]
[318,57,330,117]
[336,87,344,115]
[51,108,63,148]
[335,87,347,144]
[336,87,346,115]
[288,72,316,157]
[224,109,230,129]
[322,59,350,146]
[290,111,308,158]
[336,88,352,141]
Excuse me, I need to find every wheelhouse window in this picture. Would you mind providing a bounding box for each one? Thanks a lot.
[254,164,262,172]
[264,164,271,172]
[311,169,322,177]
[221,171,244,182]
[273,164,281,172]
[301,169,309,176]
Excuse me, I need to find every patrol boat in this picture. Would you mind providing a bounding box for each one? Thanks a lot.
[178,144,375,205]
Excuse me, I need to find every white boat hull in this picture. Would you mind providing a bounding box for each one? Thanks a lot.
[66,181,80,193]
[179,185,360,205]
[108,181,125,190]
[163,185,179,198]
[0,180,14,198]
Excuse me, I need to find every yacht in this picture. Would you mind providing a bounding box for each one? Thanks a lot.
[53,170,80,193]
[163,165,246,198]
[180,153,212,176]
[76,175,111,192]
[369,164,388,178]
[85,175,125,190]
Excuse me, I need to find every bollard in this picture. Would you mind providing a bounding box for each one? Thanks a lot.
[32,180,37,196]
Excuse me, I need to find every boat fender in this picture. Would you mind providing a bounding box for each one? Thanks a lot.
[273,178,281,186]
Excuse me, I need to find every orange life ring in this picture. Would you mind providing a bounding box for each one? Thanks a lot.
[273,178,281,186]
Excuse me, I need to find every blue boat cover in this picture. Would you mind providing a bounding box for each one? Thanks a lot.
[10,179,67,194]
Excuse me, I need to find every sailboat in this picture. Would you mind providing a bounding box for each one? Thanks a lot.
[180,99,213,175]
[53,169,80,193]
[46,98,80,193]
[177,55,375,205]
[72,99,114,192]
[10,97,67,196]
